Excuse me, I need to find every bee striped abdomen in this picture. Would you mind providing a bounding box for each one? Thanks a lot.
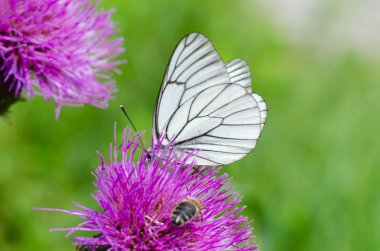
[77,245,110,251]
[172,201,198,226]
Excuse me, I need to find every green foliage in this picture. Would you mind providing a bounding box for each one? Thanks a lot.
[0,0,379,250]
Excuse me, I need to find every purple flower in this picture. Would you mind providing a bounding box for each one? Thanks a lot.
[38,126,257,250]
[0,0,124,117]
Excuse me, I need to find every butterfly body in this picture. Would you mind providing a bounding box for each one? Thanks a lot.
[153,33,267,166]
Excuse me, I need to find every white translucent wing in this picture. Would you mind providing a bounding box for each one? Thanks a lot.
[153,33,230,142]
[169,83,261,165]
[226,59,252,92]
[153,33,264,166]
[226,59,267,129]
[252,93,267,129]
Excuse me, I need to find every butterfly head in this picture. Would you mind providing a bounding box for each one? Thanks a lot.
[145,150,152,163]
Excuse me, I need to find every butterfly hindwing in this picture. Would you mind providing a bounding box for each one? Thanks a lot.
[174,83,261,165]
[226,59,267,129]
[226,59,252,92]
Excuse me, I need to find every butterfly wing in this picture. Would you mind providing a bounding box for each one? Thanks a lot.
[167,83,262,165]
[226,59,267,129]
[153,33,231,142]
[153,33,264,166]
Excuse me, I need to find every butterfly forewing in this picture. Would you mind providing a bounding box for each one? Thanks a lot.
[153,33,266,166]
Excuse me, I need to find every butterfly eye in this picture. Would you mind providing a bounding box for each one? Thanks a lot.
[145,151,152,163]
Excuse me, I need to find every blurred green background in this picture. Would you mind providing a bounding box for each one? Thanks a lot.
[1,0,379,250]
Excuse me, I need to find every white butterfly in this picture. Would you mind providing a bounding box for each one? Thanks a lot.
[152,33,267,166]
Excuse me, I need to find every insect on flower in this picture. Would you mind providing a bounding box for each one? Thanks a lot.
[172,197,204,226]
[151,32,268,166]
[76,233,111,251]
[77,245,110,251]
[37,126,257,250]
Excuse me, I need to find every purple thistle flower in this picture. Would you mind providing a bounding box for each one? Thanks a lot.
[0,0,124,117]
[38,126,257,250]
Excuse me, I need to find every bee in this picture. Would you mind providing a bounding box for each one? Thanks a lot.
[171,197,204,226]
[77,245,110,251]
[76,233,110,251]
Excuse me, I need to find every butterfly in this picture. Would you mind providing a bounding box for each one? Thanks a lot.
[152,33,267,166]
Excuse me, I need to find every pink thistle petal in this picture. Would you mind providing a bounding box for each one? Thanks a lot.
[0,0,125,117]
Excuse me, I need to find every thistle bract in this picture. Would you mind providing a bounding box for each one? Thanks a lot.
[0,0,124,117]
[39,126,257,250]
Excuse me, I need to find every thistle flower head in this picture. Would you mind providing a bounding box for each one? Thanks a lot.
[40,126,257,250]
[0,0,124,117]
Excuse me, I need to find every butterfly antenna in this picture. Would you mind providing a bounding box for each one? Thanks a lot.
[120,105,146,151]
